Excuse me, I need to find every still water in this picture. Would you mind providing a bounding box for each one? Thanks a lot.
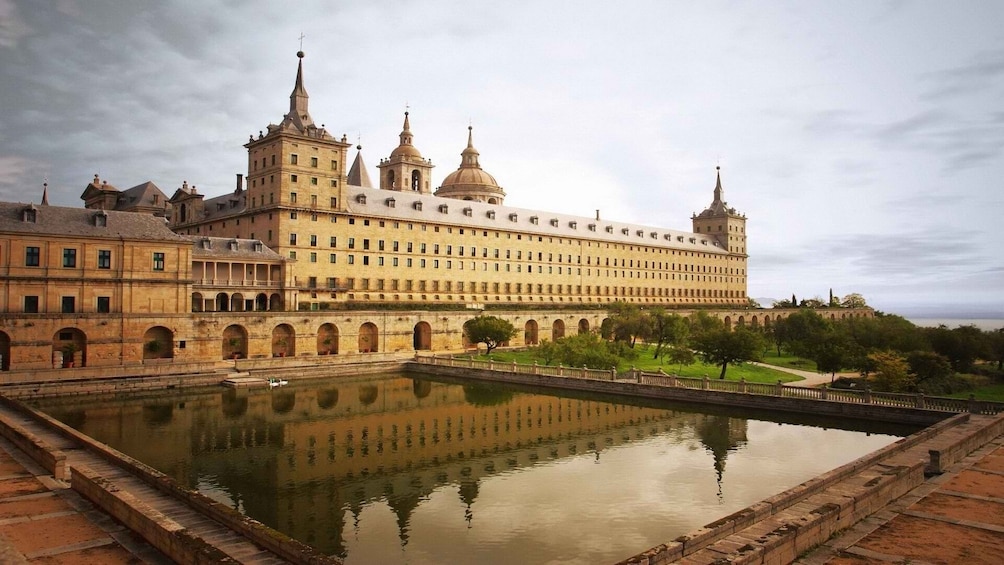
[31,373,913,564]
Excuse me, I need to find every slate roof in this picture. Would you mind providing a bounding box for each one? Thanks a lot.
[189,236,283,261]
[0,202,188,242]
[117,181,170,212]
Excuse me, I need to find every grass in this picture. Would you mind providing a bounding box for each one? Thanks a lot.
[947,383,1004,402]
[466,344,802,384]
[760,353,818,372]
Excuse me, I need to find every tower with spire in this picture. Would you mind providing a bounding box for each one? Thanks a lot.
[692,167,748,304]
[240,50,353,219]
[378,112,434,193]
[434,126,506,204]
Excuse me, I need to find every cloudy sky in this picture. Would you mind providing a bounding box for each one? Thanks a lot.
[2,1,1002,316]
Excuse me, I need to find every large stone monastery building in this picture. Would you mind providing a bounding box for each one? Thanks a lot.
[168,51,749,310]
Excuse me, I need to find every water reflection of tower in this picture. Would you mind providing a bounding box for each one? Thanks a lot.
[696,416,748,499]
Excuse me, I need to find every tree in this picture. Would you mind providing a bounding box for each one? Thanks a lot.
[924,324,986,373]
[648,309,690,359]
[799,296,827,308]
[868,350,911,392]
[783,310,831,358]
[533,332,627,369]
[747,297,762,309]
[906,351,954,394]
[840,293,867,308]
[772,298,795,308]
[464,316,516,355]
[665,346,696,371]
[692,327,765,379]
[607,302,649,347]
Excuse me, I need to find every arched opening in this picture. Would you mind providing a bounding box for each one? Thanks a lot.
[411,170,421,191]
[53,328,87,368]
[413,379,432,399]
[255,293,268,311]
[221,390,248,419]
[358,385,379,406]
[750,316,760,329]
[317,389,339,409]
[737,316,745,328]
[387,170,396,188]
[524,320,539,345]
[222,325,248,359]
[577,318,590,334]
[269,293,282,311]
[215,292,229,312]
[0,331,10,371]
[552,319,565,341]
[763,315,772,328]
[191,292,204,312]
[179,203,187,223]
[317,323,339,355]
[488,198,498,204]
[724,316,733,332]
[359,322,378,353]
[272,324,295,357]
[413,321,432,350]
[230,293,245,312]
[143,326,174,360]
[271,391,296,414]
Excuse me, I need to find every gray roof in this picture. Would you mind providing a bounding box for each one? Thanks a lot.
[0,202,189,242]
[341,185,727,254]
[201,190,247,221]
[117,181,170,212]
[189,236,283,261]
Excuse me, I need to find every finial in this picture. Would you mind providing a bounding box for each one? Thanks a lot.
[716,165,721,171]
[298,32,305,56]
[41,180,49,206]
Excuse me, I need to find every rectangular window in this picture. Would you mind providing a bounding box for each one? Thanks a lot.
[348,237,355,249]
[310,252,317,263]
[25,246,40,267]
[330,236,337,247]
[62,248,77,268]
[311,177,318,185]
[310,235,317,247]
[23,296,39,313]
[329,253,336,263]
[96,296,110,313]
[291,154,298,164]
[61,296,75,313]
[98,250,111,269]
[310,156,318,167]
[152,252,165,271]
[363,239,370,250]
[291,174,298,183]
[290,192,297,202]
[348,255,355,265]
[289,234,297,245]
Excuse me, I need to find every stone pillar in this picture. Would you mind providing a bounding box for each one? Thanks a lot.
[775,380,783,396]
[863,386,872,404]
[968,394,979,414]
[702,377,709,390]
[915,393,925,409]
[739,378,747,393]
[533,362,539,375]
[558,364,563,376]
[821,386,828,400]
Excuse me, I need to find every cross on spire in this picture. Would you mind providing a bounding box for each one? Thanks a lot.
[298,32,305,51]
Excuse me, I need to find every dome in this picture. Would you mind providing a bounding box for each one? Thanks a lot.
[439,167,499,190]
[390,144,422,159]
[434,126,506,204]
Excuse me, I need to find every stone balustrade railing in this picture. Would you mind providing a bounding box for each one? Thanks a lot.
[413,354,1004,415]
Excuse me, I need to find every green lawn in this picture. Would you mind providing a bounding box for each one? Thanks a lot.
[760,353,818,372]
[948,384,1004,403]
[466,344,801,384]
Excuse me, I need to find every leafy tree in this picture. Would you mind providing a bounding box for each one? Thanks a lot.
[812,330,852,383]
[906,351,955,394]
[868,350,911,392]
[799,297,827,308]
[533,332,625,369]
[783,310,831,358]
[692,326,765,379]
[464,316,516,355]
[607,302,649,347]
[924,325,986,373]
[772,298,795,308]
[688,311,725,336]
[665,346,696,371]
[649,309,690,359]
[747,297,762,308]
[988,329,1004,371]
[840,293,867,308]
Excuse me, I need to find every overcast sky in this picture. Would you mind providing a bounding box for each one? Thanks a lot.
[2,1,1002,317]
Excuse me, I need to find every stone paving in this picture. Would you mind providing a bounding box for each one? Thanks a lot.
[0,436,171,564]
[798,435,1004,565]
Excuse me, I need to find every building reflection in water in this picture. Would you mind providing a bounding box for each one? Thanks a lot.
[35,373,888,563]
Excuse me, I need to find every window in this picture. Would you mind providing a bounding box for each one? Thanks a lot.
[25,246,40,267]
[62,248,77,268]
[310,235,317,247]
[310,156,318,167]
[289,234,297,245]
[291,154,298,164]
[310,252,317,263]
[311,177,318,185]
[291,174,298,183]
[23,296,39,313]
[348,255,355,265]
[96,296,110,313]
[348,237,355,249]
[98,250,111,269]
[152,252,165,271]
[290,192,297,203]
[330,236,337,247]
[329,253,336,263]
[61,296,75,313]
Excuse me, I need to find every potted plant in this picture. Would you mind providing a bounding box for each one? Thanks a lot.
[322,337,333,355]
[228,338,241,359]
[145,340,162,355]
[274,337,287,357]
[61,343,78,368]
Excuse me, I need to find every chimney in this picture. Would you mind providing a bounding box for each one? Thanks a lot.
[595,209,600,221]
[236,173,244,193]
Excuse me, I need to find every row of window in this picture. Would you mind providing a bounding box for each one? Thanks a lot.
[21,295,111,314]
[21,248,164,270]
[251,153,338,171]
[303,277,742,298]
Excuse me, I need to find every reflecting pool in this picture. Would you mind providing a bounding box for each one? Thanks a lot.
[31,373,915,564]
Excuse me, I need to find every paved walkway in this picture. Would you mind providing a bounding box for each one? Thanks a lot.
[0,435,171,564]
[751,362,854,388]
[799,434,1004,564]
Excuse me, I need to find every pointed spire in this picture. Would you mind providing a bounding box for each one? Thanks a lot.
[41,182,49,206]
[289,50,308,114]
[713,166,723,204]
[461,126,480,167]
[399,111,413,147]
[347,145,373,188]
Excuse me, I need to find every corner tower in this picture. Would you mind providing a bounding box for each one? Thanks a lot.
[692,167,748,304]
[434,127,506,204]
[243,51,352,215]
[378,112,434,193]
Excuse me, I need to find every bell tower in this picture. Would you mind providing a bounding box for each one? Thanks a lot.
[692,167,748,305]
[378,112,434,193]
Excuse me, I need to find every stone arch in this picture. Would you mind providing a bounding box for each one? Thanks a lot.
[413,321,432,351]
[191,292,204,312]
[411,169,421,191]
[272,324,295,357]
[222,324,247,359]
[215,292,229,312]
[413,379,432,399]
[763,314,772,328]
[387,169,396,188]
[577,318,590,334]
[487,197,498,204]
[0,331,10,371]
[53,328,86,368]
[724,316,733,332]
[271,391,296,414]
[750,315,760,329]
[552,319,565,341]
[737,316,745,328]
[143,326,174,360]
[524,320,539,345]
[317,388,339,409]
[179,203,187,223]
[359,322,378,353]
[317,323,339,355]
[230,293,245,312]
[255,293,268,311]
[269,293,282,311]
[358,385,379,406]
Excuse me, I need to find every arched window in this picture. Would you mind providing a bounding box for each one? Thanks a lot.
[411,170,421,191]
[387,170,396,188]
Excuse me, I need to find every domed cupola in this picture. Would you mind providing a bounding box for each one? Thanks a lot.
[435,126,506,205]
[378,112,434,193]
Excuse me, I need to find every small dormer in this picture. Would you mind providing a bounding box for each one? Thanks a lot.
[386,197,396,208]
[605,226,613,233]
[569,221,577,229]
[228,239,239,251]
[253,241,264,252]
[549,218,559,227]
[355,194,367,205]
[486,210,496,219]
[413,201,423,211]
[93,210,108,227]
[439,204,449,214]
[22,205,37,223]
[530,215,538,225]
[621,228,629,235]
[509,213,518,222]
[201,238,212,249]
[636,230,644,237]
